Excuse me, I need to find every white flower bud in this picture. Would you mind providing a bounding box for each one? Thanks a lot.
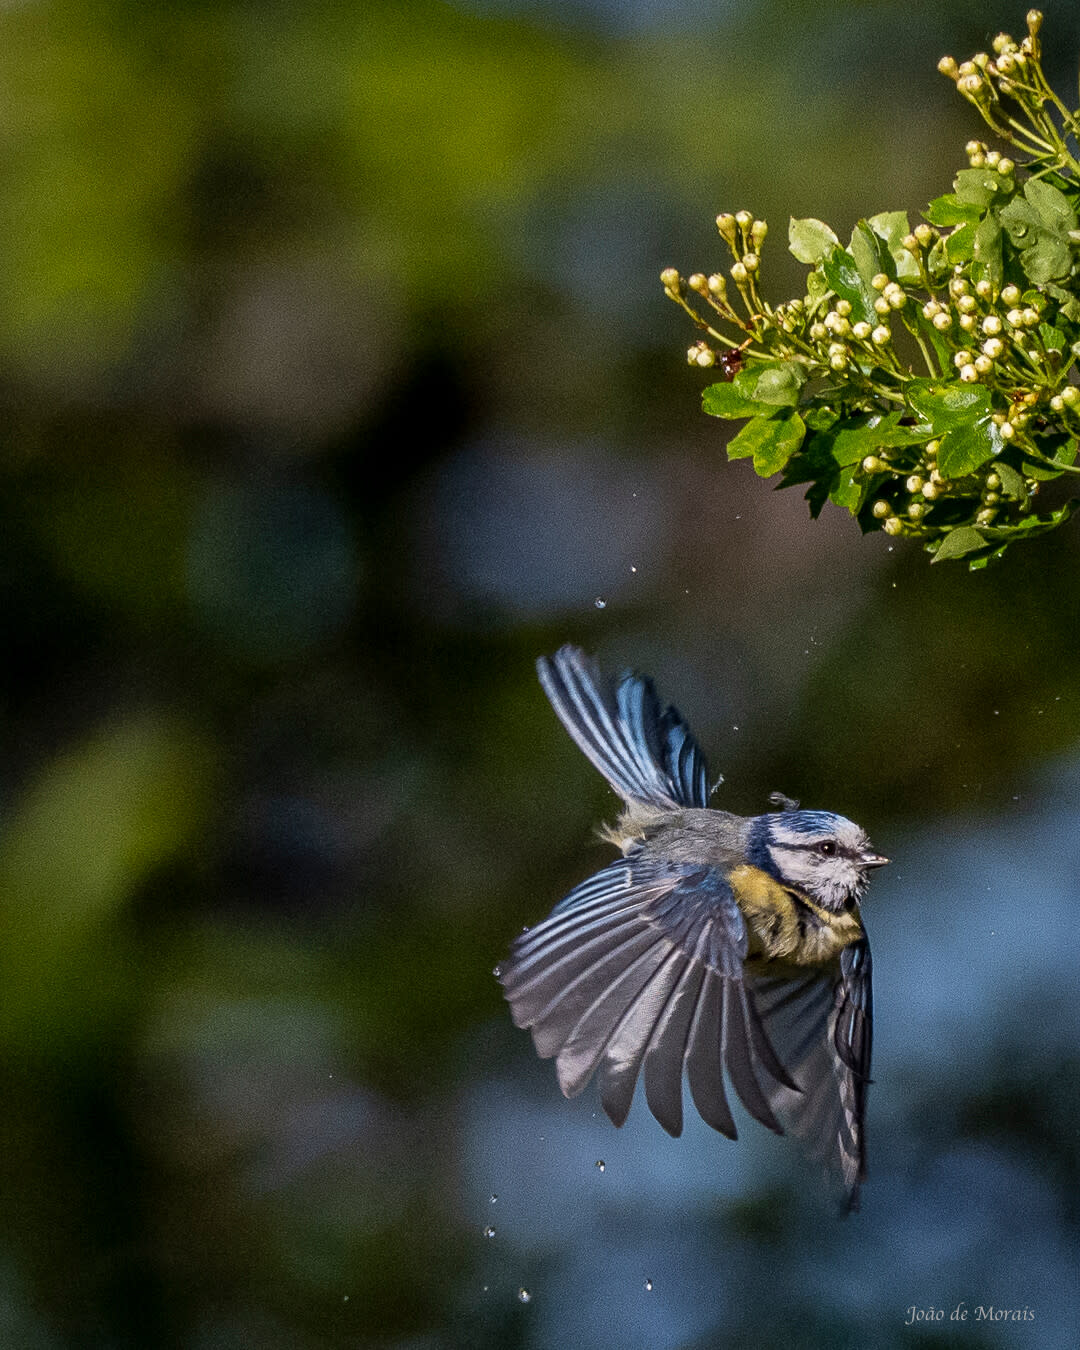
[1050,394,1064,412]
[742,252,759,272]
[950,277,969,297]
[828,342,847,358]
[908,500,927,520]
[906,475,924,493]
[933,312,952,331]
[1021,307,1039,326]
[985,149,1001,168]
[974,354,993,373]
[1062,386,1080,406]
[957,294,977,313]
[874,297,891,315]
[835,299,852,317]
[959,314,976,331]
[976,507,997,525]
[938,56,959,78]
[852,321,872,339]
[981,315,1002,335]
[1000,421,1015,438]
[883,516,903,535]
[953,351,974,367]
[914,223,934,245]
[998,157,1015,176]
[862,455,884,473]
[687,273,709,294]
[735,210,753,228]
[660,267,681,289]
[1006,308,1024,327]
[1001,283,1021,305]
[975,279,993,299]
[871,273,889,291]
[730,261,748,282]
[959,363,979,382]
[922,482,941,500]
[707,273,727,296]
[871,325,891,345]
[923,300,942,319]
[830,353,848,371]
[926,439,940,458]
[982,337,1004,358]
[985,472,1002,490]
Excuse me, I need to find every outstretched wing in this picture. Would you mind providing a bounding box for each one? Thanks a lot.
[748,936,873,1212]
[499,855,797,1140]
[537,645,711,809]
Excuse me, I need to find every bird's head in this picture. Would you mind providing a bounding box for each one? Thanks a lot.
[749,809,888,910]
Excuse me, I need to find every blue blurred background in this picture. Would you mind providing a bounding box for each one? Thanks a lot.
[1,1,1079,1346]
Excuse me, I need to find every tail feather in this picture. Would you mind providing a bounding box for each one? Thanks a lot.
[537,646,711,808]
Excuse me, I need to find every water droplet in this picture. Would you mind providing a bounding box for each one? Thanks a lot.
[518,1288,532,1304]
[483,1225,496,1239]
[594,597,607,609]
[490,1193,498,1204]
[732,725,739,732]
[630,565,638,574]
[644,1279,654,1292]
[483,1284,489,1292]
[492,964,502,978]
[595,1159,605,1172]
[520,925,531,934]
[343,1295,350,1302]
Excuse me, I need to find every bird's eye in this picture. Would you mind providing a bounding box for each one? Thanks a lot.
[817,840,837,857]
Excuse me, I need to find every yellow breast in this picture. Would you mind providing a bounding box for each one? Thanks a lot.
[728,864,863,965]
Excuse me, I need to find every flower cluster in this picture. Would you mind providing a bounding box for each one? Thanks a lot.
[663,10,1080,567]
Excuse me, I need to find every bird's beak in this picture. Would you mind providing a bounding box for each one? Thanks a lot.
[859,852,889,868]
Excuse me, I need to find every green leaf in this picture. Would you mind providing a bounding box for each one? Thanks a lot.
[789,217,839,264]
[972,214,1003,290]
[734,360,806,407]
[1039,322,1067,354]
[925,194,983,227]
[945,221,976,266]
[990,460,1026,499]
[1022,439,1078,479]
[953,168,1005,207]
[702,382,769,418]
[1000,185,1077,284]
[849,221,884,292]
[931,526,987,562]
[829,464,867,513]
[828,412,925,465]
[821,246,873,323]
[1045,281,1080,323]
[726,409,805,475]
[906,379,991,430]
[937,416,1004,477]
[1023,177,1077,232]
[869,210,920,282]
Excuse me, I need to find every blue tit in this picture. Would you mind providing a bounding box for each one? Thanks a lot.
[498,646,888,1212]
